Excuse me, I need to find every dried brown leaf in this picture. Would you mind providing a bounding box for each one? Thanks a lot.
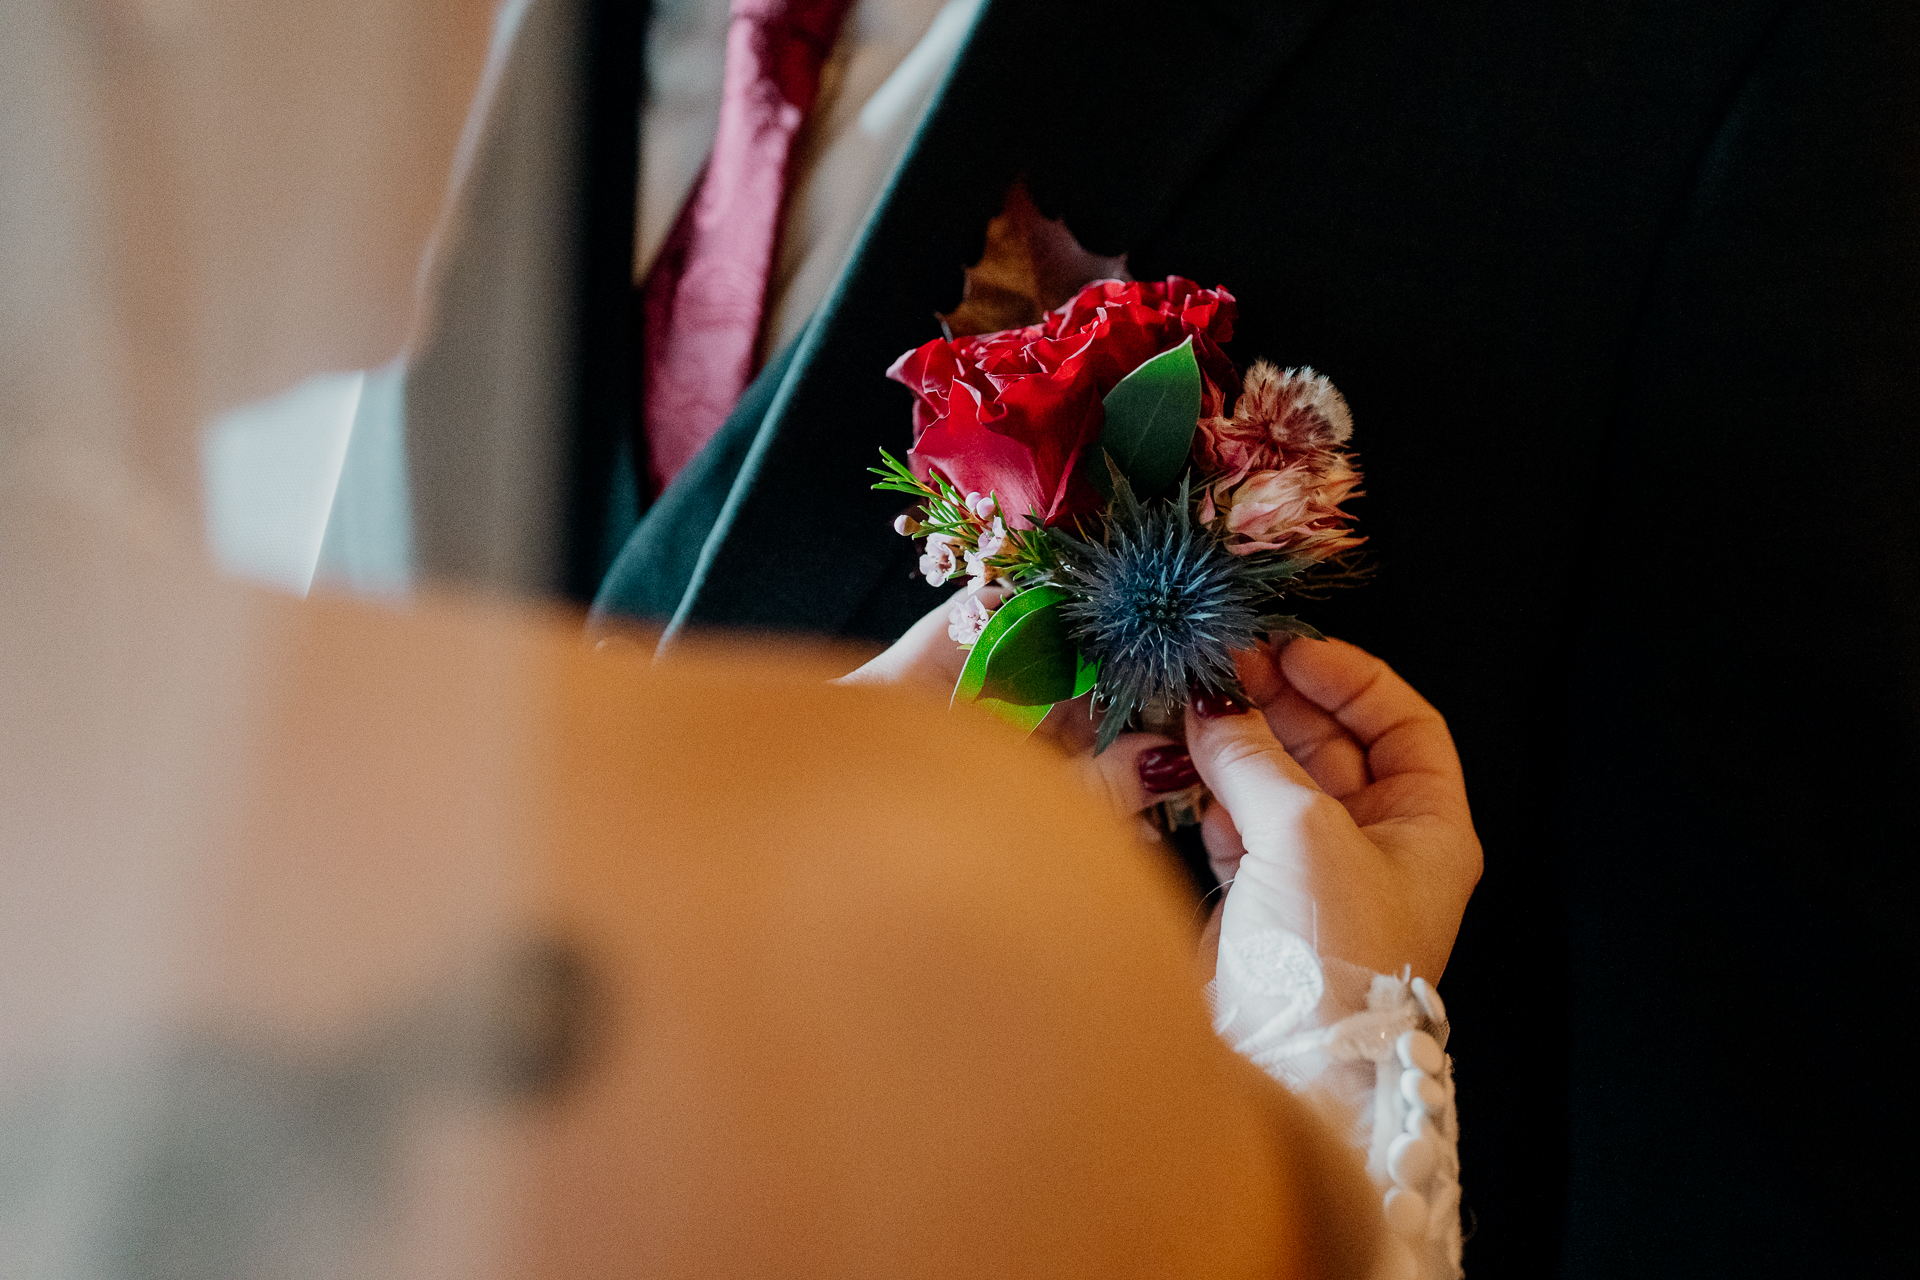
[938,180,1129,338]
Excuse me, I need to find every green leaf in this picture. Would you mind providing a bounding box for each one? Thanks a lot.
[1092,336,1202,500]
[870,447,934,496]
[973,697,1055,734]
[972,640,1097,737]
[979,598,1082,706]
[953,585,1071,706]
[951,586,1099,735]
[1072,647,1100,698]
[1254,613,1327,642]
[1244,556,1312,583]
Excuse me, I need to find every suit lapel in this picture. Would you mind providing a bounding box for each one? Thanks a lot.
[667,0,1335,641]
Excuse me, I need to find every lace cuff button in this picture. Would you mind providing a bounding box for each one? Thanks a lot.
[1400,1067,1446,1113]
[1388,1131,1439,1189]
[1395,1028,1444,1075]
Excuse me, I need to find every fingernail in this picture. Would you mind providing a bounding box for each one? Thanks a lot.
[1137,745,1199,793]
[1191,686,1251,719]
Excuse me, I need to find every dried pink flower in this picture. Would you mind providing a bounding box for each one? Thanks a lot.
[974,516,1008,558]
[1193,361,1363,560]
[964,550,1003,592]
[1194,360,1353,488]
[948,592,997,645]
[1206,460,1365,559]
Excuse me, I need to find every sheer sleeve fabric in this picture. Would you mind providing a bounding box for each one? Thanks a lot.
[1212,926,1463,1280]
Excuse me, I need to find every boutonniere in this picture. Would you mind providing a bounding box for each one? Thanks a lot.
[872,195,1365,756]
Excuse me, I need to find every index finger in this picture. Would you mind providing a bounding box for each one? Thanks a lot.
[1278,637,1463,786]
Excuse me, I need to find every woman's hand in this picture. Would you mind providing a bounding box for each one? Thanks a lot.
[1103,638,1481,983]
[836,586,1106,753]
[835,586,997,696]
[844,594,1479,982]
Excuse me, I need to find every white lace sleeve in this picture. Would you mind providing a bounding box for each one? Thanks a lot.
[1210,927,1463,1280]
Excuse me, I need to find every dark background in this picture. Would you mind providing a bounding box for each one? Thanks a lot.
[547,1,1919,1273]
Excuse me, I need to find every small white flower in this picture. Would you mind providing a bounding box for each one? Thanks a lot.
[919,533,962,585]
[963,550,1001,592]
[948,592,996,645]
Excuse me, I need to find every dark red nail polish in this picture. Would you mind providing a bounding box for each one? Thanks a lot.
[1137,745,1199,793]
[1191,686,1250,719]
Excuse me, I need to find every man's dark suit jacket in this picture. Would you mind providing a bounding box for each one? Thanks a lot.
[589,1,1917,1273]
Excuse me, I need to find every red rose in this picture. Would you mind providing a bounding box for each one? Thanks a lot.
[886,277,1238,528]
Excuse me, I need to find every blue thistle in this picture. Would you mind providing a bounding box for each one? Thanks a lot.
[1050,465,1308,753]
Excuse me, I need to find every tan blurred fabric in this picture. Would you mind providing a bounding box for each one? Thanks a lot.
[0,1,1381,1275]
[1,527,1380,1275]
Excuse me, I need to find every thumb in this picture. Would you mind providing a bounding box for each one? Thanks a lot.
[1184,698,1325,851]
[1184,698,1337,943]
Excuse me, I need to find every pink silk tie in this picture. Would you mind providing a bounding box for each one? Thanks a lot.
[640,0,857,497]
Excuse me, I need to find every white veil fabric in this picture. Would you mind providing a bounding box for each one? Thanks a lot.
[0,4,555,1274]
